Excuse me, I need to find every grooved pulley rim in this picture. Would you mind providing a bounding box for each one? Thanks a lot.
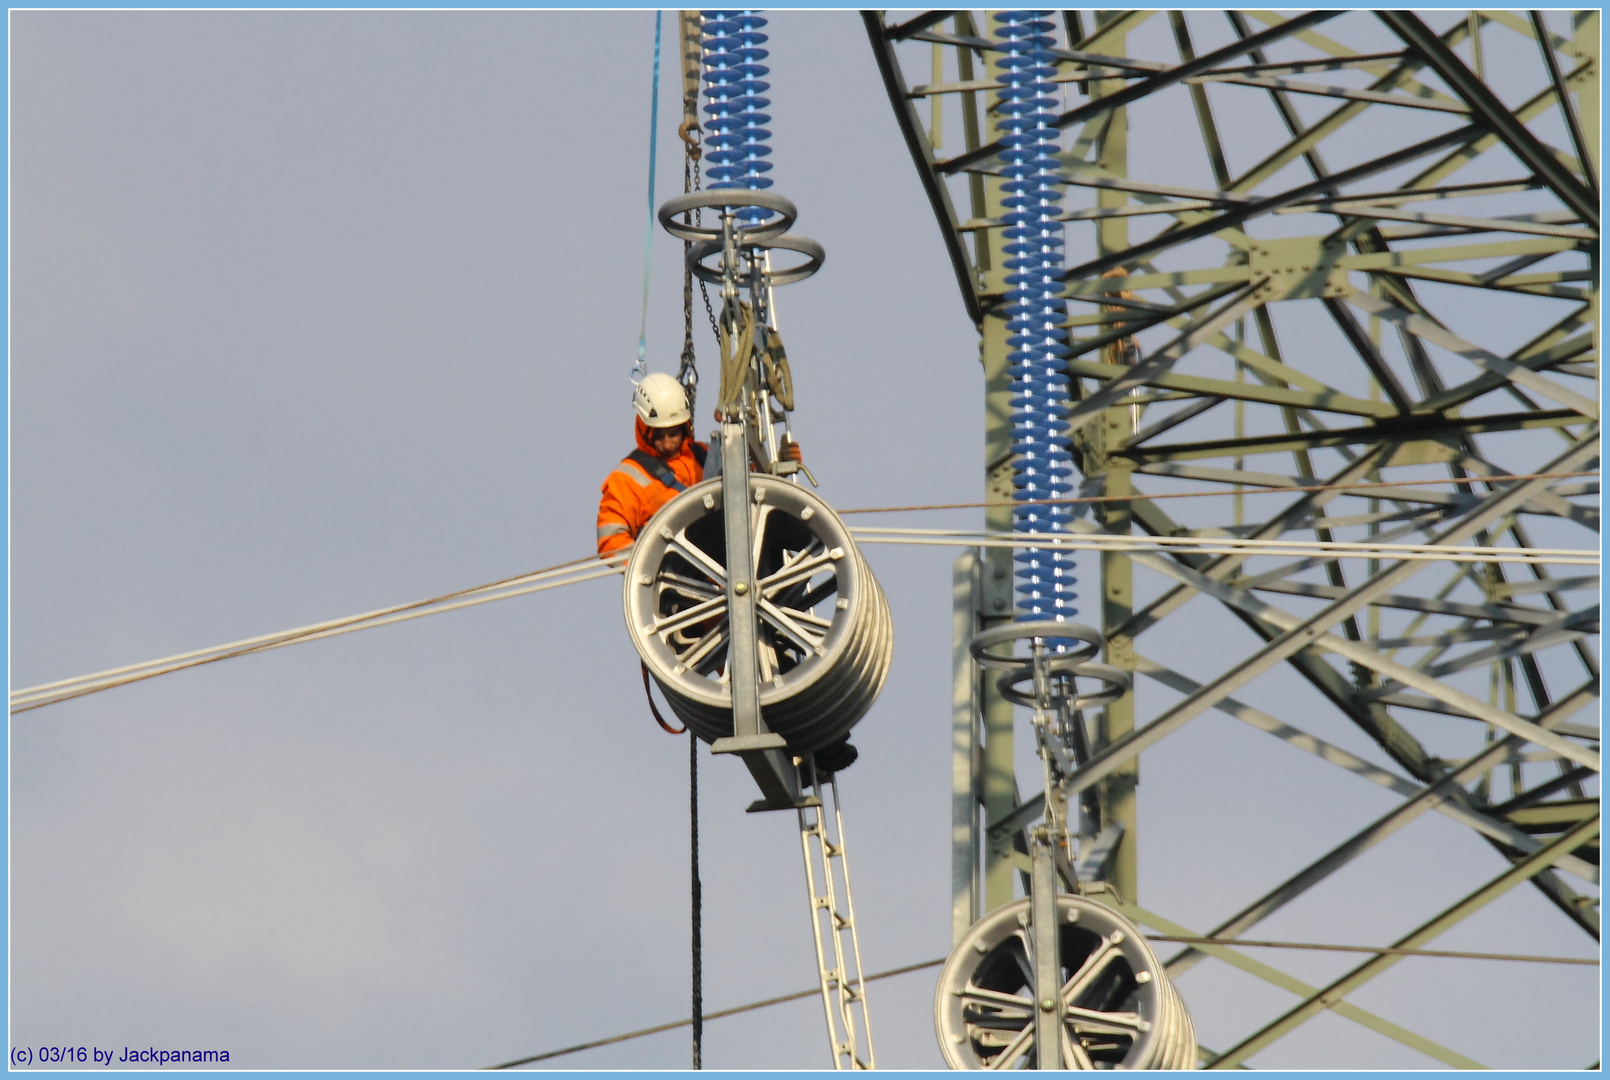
[935,895,1196,1070]
[623,476,892,752]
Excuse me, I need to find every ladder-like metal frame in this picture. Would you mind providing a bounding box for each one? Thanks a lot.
[798,775,876,1070]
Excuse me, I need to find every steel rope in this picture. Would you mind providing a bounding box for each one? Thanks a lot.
[11,555,626,714]
[690,730,703,1069]
[630,13,664,387]
[12,470,1596,715]
[833,469,1599,515]
[680,25,705,1067]
[484,938,1593,1068]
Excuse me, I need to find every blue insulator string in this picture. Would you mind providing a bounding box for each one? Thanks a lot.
[994,10,1077,631]
[632,12,665,386]
[701,10,772,225]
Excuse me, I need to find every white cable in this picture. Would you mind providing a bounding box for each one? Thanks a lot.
[12,524,1596,715]
[11,556,626,712]
[848,528,1599,566]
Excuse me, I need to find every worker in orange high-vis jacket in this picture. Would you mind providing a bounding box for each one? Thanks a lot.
[596,373,709,556]
[599,373,849,770]
[596,372,807,555]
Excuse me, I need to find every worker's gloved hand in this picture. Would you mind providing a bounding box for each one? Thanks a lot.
[779,438,804,465]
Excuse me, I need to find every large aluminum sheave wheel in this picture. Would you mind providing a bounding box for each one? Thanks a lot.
[623,475,893,753]
[935,895,1196,1070]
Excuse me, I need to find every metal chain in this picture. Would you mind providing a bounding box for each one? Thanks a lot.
[695,159,721,346]
[678,150,700,415]
[677,127,719,415]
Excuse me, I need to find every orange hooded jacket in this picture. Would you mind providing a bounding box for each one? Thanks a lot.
[596,418,709,556]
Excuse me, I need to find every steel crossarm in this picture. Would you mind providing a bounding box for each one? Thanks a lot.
[1132,656,1600,885]
[1112,900,1486,1069]
[1378,11,1598,227]
[1020,437,1602,805]
[1206,814,1602,1068]
[882,12,1599,1067]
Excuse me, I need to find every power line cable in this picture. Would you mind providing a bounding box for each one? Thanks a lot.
[15,522,1596,714]
[14,470,1597,714]
[484,936,1596,1068]
[11,555,625,713]
[485,958,944,1069]
[851,528,1599,566]
[835,469,1599,516]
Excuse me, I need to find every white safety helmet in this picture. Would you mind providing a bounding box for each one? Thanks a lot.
[634,372,691,428]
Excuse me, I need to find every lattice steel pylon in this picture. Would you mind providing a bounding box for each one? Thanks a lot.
[866,9,1599,1069]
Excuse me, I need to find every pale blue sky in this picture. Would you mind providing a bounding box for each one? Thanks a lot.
[10,9,1598,1070]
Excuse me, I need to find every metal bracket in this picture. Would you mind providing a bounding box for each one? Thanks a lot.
[1249,236,1347,303]
[1029,834,1063,1070]
[747,790,821,814]
[1077,822,1127,883]
[715,416,803,811]
[980,458,1016,616]
[712,733,787,753]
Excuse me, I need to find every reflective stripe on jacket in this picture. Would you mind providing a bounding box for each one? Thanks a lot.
[596,418,707,556]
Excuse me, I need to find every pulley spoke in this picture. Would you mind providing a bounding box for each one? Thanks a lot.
[750,504,775,580]
[757,597,827,655]
[1065,1012,1146,1038]
[783,576,841,614]
[780,608,834,630]
[985,1024,1035,1070]
[667,532,728,584]
[657,570,722,600]
[962,1011,1034,1029]
[1060,940,1119,1005]
[654,594,729,640]
[677,620,730,675]
[763,546,833,606]
[1062,1024,1097,1069]
[758,547,835,597]
[1010,930,1036,985]
[966,1016,1032,1033]
[958,985,1036,1013]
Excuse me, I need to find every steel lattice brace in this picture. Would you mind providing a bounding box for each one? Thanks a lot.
[866,9,1599,1069]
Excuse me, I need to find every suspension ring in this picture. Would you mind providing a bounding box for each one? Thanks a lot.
[968,620,1102,671]
[687,233,825,287]
[658,190,797,244]
[996,660,1132,711]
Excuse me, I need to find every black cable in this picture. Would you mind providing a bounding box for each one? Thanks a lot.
[679,55,705,1069]
[485,958,944,1069]
[690,733,703,1069]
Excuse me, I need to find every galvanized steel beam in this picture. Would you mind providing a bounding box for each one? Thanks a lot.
[1206,813,1602,1067]
[873,12,1599,1067]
